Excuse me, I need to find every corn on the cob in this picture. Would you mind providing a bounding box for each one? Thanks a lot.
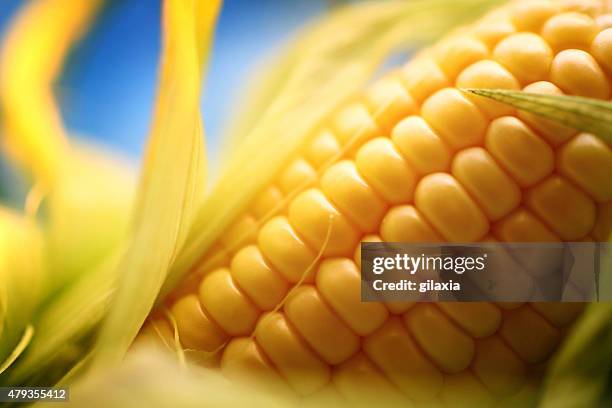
[142,0,612,405]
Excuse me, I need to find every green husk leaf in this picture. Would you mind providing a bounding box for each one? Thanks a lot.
[0,208,44,376]
[89,0,220,368]
[166,0,505,296]
[540,303,612,408]
[463,89,612,143]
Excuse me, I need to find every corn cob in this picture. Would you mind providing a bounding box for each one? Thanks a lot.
[142,0,612,405]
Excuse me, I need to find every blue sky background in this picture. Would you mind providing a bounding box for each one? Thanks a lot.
[0,0,327,160]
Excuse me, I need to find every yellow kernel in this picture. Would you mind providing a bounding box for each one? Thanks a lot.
[364,75,417,134]
[559,0,603,16]
[252,185,283,218]
[331,103,380,154]
[485,116,554,187]
[518,81,577,146]
[415,173,489,242]
[434,35,489,79]
[284,285,360,365]
[219,214,257,248]
[400,55,451,103]
[391,116,451,175]
[550,49,611,99]
[385,301,415,315]
[288,188,360,256]
[530,302,585,327]
[441,371,496,408]
[199,268,259,336]
[305,130,341,169]
[230,245,289,310]
[363,318,443,400]
[510,0,560,32]
[353,234,381,268]
[255,312,330,396]
[221,337,292,396]
[526,176,596,240]
[316,258,388,336]
[592,28,612,71]
[473,13,516,47]
[499,306,561,364]
[355,137,417,204]
[278,158,317,195]
[472,336,527,397]
[258,216,317,283]
[321,161,387,233]
[404,304,475,373]
[557,133,612,202]
[542,12,599,50]
[421,88,488,150]
[592,202,612,241]
[451,147,521,221]
[380,205,443,242]
[170,295,228,351]
[333,353,409,407]
[456,60,520,118]
[437,302,502,338]
[493,32,553,84]
[596,14,612,29]
[494,208,560,242]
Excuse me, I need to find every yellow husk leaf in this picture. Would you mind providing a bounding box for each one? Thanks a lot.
[0,0,103,186]
[90,0,221,368]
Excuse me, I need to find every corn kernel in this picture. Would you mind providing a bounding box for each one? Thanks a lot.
[493,33,553,84]
[321,161,387,232]
[316,258,388,336]
[542,12,599,50]
[485,116,554,187]
[404,304,475,373]
[288,188,360,256]
[472,336,526,397]
[510,0,560,32]
[456,59,520,118]
[494,208,560,242]
[255,312,330,396]
[592,28,612,71]
[550,49,611,99]
[355,137,417,204]
[285,285,360,364]
[170,295,228,351]
[437,302,502,338]
[380,205,443,242]
[199,268,259,336]
[230,245,289,310]
[451,147,521,221]
[363,318,443,400]
[526,175,596,240]
[499,306,561,363]
[434,35,489,79]
[278,158,317,195]
[415,173,489,242]
[252,185,284,218]
[332,103,380,154]
[364,75,417,134]
[391,116,451,175]
[557,133,612,202]
[401,55,451,103]
[305,130,341,169]
[258,216,317,283]
[421,88,488,150]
